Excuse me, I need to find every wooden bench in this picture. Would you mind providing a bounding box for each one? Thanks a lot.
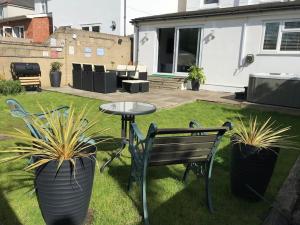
[18,76,41,90]
[128,120,232,225]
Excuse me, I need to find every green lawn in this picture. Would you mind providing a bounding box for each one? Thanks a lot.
[0,91,299,225]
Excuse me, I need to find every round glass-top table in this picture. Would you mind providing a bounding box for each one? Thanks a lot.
[99,102,156,172]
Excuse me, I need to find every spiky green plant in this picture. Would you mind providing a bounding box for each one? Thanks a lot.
[233,116,293,150]
[0,105,104,171]
[186,65,206,84]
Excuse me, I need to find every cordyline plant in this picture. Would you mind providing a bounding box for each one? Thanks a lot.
[0,105,105,171]
[232,116,294,150]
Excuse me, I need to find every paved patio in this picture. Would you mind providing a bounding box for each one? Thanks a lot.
[46,86,241,109]
[46,86,300,115]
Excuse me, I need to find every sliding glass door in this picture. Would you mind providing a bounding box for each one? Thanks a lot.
[157,28,175,73]
[176,28,201,73]
[157,27,201,75]
[156,27,201,75]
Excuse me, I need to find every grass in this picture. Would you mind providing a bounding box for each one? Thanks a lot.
[0,91,299,225]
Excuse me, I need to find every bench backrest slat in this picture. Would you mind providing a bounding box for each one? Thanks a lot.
[153,135,216,145]
[148,131,221,166]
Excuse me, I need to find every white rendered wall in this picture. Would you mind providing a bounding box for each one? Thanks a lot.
[6,5,34,18]
[35,0,123,35]
[135,11,300,92]
[34,0,178,36]
[125,0,178,35]
[185,0,288,11]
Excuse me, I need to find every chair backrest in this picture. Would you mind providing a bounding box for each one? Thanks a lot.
[144,122,231,166]
[127,65,139,79]
[83,64,93,72]
[94,65,106,72]
[137,65,147,73]
[6,99,43,139]
[72,63,82,71]
[117,65,127,71]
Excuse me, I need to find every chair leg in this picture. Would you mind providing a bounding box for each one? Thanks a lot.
[142,167,150,225]
[182,163,191,183]
[127,160,135,191]
[205,173,214,213]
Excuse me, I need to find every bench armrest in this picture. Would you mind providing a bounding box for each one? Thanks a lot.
[131,123,146,142]
[34,106,69,118]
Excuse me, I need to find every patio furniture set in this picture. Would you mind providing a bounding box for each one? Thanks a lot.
[6,99,231,225]
[72,64,149,94]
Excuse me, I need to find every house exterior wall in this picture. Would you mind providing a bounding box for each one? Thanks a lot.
[6,5,34,18]
[135,10,300,92]
[0,5,7,18]
[0,17,53,43]
[34,0,179,36]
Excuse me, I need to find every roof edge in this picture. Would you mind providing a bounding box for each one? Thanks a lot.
[131,1,300,24]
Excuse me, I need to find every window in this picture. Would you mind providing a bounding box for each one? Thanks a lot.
[82,27,90,31]
[13,26,25,38]
[92,26,100,32]
[3,27,12,37]
[0,7,3,19]
[263,22,280,50]
[204,0,218,4]
[263,20,300,53]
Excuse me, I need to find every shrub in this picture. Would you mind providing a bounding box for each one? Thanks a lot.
[50,62,63,72]
[0,80,24,96]
[186,65,206,84]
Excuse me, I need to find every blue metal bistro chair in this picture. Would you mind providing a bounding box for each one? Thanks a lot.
[6,99,70,140]
[6,99,95,148]
[128,120,232,225]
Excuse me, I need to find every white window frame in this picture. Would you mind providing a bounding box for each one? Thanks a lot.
[174,25,203,75]
[261,19,300,54]
[201,0,219,9]
[13,26,25,38]
[3,26,13,37]
[155,25,203,76]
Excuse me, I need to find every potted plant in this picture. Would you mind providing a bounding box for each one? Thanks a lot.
[230,116,293,201]
[0,106,101,225]
[186,65,206,91]
[50,62,63,87]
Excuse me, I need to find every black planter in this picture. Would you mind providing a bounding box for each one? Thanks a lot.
[230,141,279,201]
[35,152,96,225]
[50,71,62,87]
[191,80,200,91]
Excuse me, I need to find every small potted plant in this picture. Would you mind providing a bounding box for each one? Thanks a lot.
[186,65,206,91]
[230,116,293,201]
[50,61,63,87]
[0,106,101,225]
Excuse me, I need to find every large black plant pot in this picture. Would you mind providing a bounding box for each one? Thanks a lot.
[191,80,200,91]
[50,71,62,87]
[35,152,96,225]
[230,141,279,201]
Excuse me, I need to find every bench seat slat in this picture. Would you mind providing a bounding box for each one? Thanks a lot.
[149,156,207,166]
[19,76,40,80]
[150,148,210,161]
[21,82,40,85]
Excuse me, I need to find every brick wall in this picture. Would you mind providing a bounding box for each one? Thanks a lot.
[30,17,53,43]
[0,16,53,43]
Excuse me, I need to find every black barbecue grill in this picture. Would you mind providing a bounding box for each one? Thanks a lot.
[11,62,42,91]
